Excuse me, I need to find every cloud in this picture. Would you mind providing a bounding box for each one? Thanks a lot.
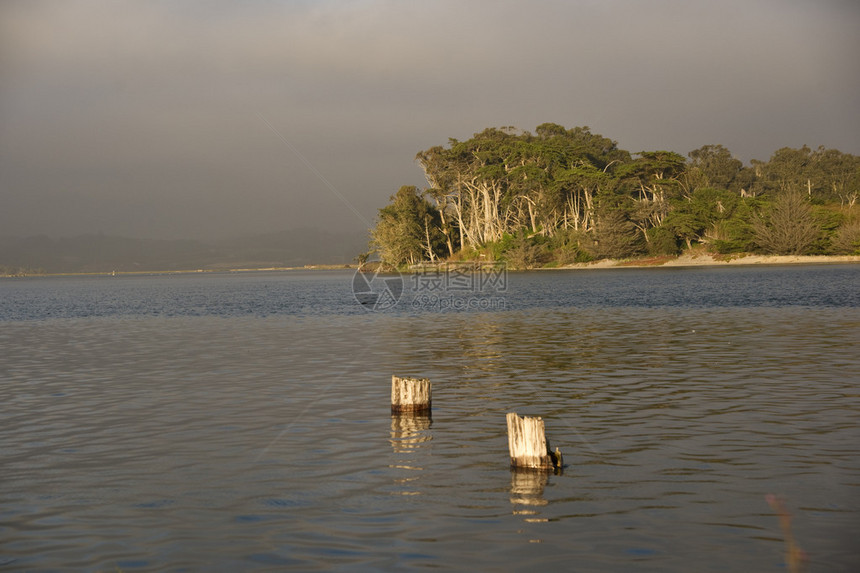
[1,0,858,240]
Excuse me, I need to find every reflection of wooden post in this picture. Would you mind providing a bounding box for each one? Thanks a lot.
[391,376,431,414]
[510,470,549,507]
[506,412,562,471]
[390,414,432,453]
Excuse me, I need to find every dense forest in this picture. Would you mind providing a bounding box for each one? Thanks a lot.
[370,123,860,269]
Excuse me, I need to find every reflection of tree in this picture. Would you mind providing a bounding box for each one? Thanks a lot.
[509,470,549,508]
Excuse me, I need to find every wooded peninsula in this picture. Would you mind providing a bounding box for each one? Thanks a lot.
[369,123,860,269]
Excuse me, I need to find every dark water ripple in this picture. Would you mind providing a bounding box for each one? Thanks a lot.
[1,266,859,571]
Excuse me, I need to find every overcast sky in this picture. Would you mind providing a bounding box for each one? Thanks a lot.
[2,0,859,240]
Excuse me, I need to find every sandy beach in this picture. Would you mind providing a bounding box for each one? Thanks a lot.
[557,253,860,270]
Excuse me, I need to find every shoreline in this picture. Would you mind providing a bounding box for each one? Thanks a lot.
[552,253,860,270]
[0,264,356,278]
[3,255,859,278]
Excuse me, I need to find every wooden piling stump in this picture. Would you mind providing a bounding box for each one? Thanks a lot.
[506,412,563,471]
[391,375,431,414]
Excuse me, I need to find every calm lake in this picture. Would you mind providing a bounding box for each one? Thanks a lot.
[1,265,859,571]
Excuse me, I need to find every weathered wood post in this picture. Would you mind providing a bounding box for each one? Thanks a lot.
[506,412,563,471]
[391,375,431,414]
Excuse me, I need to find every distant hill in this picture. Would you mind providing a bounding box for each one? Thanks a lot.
[0,228,369,274]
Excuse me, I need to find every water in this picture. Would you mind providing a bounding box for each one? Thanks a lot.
[1,265,858,571]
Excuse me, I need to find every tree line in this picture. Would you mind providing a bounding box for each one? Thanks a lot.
[369,123,860,268]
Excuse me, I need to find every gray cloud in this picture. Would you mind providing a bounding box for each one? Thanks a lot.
[1,0,858,240]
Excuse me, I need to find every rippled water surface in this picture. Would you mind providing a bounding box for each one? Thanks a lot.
[1,266,859,571]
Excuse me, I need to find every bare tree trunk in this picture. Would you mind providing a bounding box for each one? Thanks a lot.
[583,189,594,232]
[424,215,435,262]
[438,207,454,256]
[527,199,537,234]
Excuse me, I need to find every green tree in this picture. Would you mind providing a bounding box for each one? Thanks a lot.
[831,220,860,254]
[687,144,743,191]
[415,145,460,256]
[587,208,645,259]
[617,151,687,242]
[503,231,544,269]
[399,124,857,265]
[810,147,860,207]
[751,146,824,199]
[663,187,746,250]
[752,191,821,255]
[415,124,631,250]
[662,211,703,251]
[371,186,445,267]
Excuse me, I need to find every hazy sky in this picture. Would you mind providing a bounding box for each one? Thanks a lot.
[2,0,859,240]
